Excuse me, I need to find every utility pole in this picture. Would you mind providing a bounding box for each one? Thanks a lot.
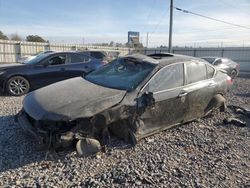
[146,32,149,48]
[168,0,173,53]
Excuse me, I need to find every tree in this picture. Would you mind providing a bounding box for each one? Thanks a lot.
[10,33,22,41]
[26,35,46,42]
[0,30,8,40]
[109,41,115,47]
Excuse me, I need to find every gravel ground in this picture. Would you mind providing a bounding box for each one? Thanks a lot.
[0,78,249,187]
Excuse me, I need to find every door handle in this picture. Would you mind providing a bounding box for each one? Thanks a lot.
[178,91,187,97]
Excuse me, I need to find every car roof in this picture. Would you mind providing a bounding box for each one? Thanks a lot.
[44,51,90,55]
[201,56,226,60]
[124,53,205,67]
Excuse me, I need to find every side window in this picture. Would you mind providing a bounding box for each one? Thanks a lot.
[69,54,91,64]
[203,58,215,64]
[90,52,105,60]
[186,62,207,84]
[47,55,66,66]
[148,63,184,92]
[213,59,222,65]
[206,64,215,79]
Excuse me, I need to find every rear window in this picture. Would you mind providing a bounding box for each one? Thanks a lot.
[202,57,215,64]
[186,62,207,84]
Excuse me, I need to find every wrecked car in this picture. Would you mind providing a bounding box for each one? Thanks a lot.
[17,53,233,156]
[200,57,240,79]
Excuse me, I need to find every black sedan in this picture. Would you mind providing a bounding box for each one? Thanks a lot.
[0,51,106,96]
[201,57,240,79]
[17,53,232,156]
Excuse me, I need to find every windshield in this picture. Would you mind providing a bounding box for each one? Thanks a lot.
[85,58,156,91]
[24,53,51,65]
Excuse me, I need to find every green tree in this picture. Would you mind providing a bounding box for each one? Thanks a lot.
[26,35,46,42]
[10,33,22,41]
[0,30,9,40]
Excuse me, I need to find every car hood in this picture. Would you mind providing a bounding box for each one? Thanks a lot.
[0,63,23,69]
[23,77,126,121]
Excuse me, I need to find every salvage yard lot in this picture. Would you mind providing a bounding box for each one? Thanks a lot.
[0,78,249,187]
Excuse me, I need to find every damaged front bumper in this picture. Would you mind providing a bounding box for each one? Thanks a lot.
[17,109,77,150]
[17,110,44,144]
[16,109,106,155]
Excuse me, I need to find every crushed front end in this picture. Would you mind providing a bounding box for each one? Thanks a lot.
[17,109,104,156]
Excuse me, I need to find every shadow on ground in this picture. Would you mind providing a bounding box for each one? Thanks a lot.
[236,93,250,98]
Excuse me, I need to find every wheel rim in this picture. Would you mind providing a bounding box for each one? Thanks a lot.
[231,70,236,78]
[9,78,28,95]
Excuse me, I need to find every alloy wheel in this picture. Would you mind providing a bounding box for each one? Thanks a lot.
[8,76,30,96]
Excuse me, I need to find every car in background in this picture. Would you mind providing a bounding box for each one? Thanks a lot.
[0,51,106,96]
[106,51,120,61]
[201,57,239,79]
[18,51,54,64]
[82,50,109,62]
[17,53,232,156]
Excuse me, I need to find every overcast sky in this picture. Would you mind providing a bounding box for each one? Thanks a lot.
[0,0,250,47]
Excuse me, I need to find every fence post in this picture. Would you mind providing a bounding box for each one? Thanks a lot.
[194,48,197,57]
[3,41,6,63]
[221,49,224,57]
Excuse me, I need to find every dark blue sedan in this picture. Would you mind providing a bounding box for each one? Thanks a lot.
[0,51,106,96]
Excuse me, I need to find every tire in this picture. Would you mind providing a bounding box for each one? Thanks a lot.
[230,69,237,79]
[76,138,101,157]
[6,76,30,96]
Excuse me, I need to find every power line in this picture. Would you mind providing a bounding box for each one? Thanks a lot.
[174,6,250,30]
[141,0,157,34]
[151,7,170,34]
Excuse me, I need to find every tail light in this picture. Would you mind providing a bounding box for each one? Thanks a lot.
[226,76,233,85]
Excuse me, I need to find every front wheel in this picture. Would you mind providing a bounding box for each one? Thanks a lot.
[6,76,30,96]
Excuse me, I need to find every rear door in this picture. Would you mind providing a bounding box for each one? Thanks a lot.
[65,53,95,77]
[138,63,189,137]
[184,61,216,121]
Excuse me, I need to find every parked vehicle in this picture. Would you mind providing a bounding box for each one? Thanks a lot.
[17,53,232,156]
[17,51,54,64]
[82,50,109,62]
[201,57,239,78]
[0,51,106,96]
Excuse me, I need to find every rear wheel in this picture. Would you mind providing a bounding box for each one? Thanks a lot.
[6,76,30,96]
[230,69,237,79]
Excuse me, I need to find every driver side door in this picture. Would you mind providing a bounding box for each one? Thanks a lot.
[137,63,189,137]
[31,54,68,89]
